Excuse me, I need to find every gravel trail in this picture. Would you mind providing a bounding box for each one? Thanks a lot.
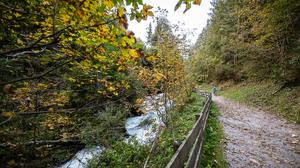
[213,96,300,168]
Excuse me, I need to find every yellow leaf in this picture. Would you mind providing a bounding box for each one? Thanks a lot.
[60,14,71,23]
[103,0,114,9]
[48,108,55,113]
[193,0,202,5]
[136,98,144,105]
[68,77,76,82]
[42,0,50,5]
[117,7,126,17]
[17,39,23,45]
[128,49,139,58]
[8,160,15,166]
[148,11,154,17]
[143,4,153,10]
[1,112,14,118]
[117,66,126,72]
[60,133,71,140]
[146,55,157,61]
[107,86,116,92]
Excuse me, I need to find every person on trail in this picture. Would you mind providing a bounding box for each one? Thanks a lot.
[212,85,217,95]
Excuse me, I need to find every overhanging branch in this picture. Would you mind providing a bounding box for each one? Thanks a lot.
[0,2,42,15]
[0,16,122,57]
[0,59,72,85]
[7,47,46,57]
[0,139,83,148]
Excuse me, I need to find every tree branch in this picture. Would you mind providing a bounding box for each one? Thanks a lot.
[0,15,121,57]
[0,139,83,148]
[7,47,46,57]
[0,2,42,15]
[0,59,72,85]
[16,93,133,116]
[0,41,56,57]
[0,116,12,126]
[0,26,71,57]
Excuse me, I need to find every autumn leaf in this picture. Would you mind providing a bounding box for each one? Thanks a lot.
[60,133,72,141]
[16,39,23,45]
[143,4,153,10]
[193,0,202,5]
[8,160,16,166]
[135,98,144,105]
[48,108,55,113]
[1,112,15,118]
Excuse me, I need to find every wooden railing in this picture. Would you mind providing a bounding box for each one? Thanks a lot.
[166,92,212,168]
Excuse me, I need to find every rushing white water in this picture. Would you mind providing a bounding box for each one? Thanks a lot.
[126,111,164,144]
[125,93,172,143]
[59,146,103,168]
[59,93,171,168]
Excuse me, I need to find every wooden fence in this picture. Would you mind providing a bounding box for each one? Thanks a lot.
[165,92,212,168]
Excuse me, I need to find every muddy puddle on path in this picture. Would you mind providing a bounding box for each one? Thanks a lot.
[213,96,300,168]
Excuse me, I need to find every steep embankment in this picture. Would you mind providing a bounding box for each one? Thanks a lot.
[219,81,300,124]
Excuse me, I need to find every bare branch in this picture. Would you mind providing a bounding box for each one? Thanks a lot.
[0,116,12,126]
[0,41,56,57]
[7,47,46,57]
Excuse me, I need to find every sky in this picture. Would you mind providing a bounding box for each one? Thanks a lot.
[128,0,213,44]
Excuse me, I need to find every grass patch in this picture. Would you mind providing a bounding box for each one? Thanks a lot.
[201,103,227,168]
[88,92,205,167]
[146,92,206,167]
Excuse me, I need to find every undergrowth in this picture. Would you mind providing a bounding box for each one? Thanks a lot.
[201,103,227,168]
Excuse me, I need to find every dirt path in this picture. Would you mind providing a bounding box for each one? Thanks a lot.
[213,96,300,168]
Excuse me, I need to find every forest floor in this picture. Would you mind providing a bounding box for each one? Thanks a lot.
[213,95,300,168]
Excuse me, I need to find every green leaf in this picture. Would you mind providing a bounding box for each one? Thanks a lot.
[174,0,183,11]
[183,2,192,13]
[130,13,135,20]
[125,0,131,6]
[137,0,143,5]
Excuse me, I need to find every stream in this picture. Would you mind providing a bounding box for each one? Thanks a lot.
[59,93,172,168]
